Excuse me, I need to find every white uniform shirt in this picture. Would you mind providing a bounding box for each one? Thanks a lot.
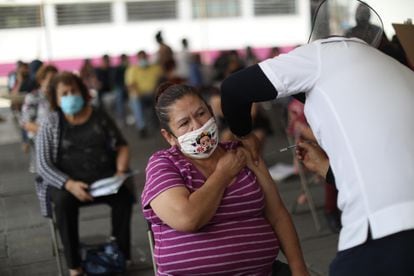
[259,37,414,251]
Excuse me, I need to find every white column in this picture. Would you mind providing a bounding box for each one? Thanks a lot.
[42,2,55,61]
[179,0,193,21]
[242,0,253,18]
[113,0,127,25]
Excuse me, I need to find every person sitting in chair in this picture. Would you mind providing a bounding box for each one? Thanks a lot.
[141,82,309,275]
[36,72,133,276]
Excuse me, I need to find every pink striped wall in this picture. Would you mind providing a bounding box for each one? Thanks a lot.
[0,46,295,77]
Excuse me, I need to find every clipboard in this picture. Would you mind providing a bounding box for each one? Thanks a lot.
[392,23,414,66]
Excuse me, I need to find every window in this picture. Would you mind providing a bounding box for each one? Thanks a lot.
[126,0,177,21]
[192,0,240,19]
[0,5,42,29]
[254,0,296,16]
[56,2,112,26]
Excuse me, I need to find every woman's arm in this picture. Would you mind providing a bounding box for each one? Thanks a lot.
[242,149,309,276]
[149,149,246,232]
[99,108,130,175]
[36,116,69,189]
[115,145,130,174]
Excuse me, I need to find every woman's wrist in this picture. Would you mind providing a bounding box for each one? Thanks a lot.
[64,179,74,191]
[317,159,330,179]
[116,169,128,175]
[290,261,309,276]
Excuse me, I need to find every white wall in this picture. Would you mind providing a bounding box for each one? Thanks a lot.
[0,0,412,64]
[364,0,413,38]
[0,0,310,63]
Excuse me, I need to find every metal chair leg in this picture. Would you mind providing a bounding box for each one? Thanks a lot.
[297,163,322,232]
[49,211,64,276]
[147,222,157,276]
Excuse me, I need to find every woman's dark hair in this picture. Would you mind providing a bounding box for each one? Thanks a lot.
[155,82,211,133]
[48,71,91,111]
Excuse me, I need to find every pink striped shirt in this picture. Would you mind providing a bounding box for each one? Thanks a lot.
[142,142,280,275]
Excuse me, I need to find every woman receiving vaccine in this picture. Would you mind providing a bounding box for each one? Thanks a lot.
[142,82,309,276]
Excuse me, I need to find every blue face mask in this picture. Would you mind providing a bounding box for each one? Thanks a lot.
[60,95,84,115]
[138,60,148,68]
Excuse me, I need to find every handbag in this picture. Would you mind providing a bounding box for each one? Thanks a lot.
[82,237,126,275]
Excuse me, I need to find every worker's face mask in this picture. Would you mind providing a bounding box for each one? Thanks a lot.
[177,117,219,159]
[308,0,384,48]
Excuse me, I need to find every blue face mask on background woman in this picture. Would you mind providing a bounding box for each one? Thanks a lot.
[60,95,84,115]
[138,59,148,68]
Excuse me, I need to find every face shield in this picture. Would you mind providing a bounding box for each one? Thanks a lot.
[308,0,384,47]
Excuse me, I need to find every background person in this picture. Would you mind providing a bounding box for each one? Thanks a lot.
[36,72,133,276]
[141,82,309,275]
[125,50,163,137]
[21,64,58,172]
[113,54,129,125]
[154,30,174,69]
[79,58,99,92]
[95,54,115,109]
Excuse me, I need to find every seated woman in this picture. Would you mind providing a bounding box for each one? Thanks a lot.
[141,83,309,275]
[36,72,133,276]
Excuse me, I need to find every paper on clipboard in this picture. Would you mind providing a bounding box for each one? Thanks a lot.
[89,174,130,197]
[392,23,414,66]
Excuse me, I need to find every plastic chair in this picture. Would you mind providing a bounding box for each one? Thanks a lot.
[49,202,111,276]
[48,172,138,275]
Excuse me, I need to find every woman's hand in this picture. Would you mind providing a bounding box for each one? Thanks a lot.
[238,147,263,174]
[65,179,93,202]
[237,132,260,166]
[215,148,247,180]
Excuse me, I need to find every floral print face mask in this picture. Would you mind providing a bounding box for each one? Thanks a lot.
[177,117,218,159]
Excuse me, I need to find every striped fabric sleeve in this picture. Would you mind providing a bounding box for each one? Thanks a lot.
[142,153,186,210]
[36,115,69,189]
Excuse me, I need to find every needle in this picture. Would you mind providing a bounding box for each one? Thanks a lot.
[279,144,298,152]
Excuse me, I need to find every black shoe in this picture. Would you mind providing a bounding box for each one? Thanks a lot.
[325,211,341,234]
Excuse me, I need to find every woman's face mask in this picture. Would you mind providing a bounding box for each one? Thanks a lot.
[60,95,84,115]
[177,117,218,159]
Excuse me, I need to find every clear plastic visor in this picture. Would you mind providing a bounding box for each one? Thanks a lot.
[308,0,384,47]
